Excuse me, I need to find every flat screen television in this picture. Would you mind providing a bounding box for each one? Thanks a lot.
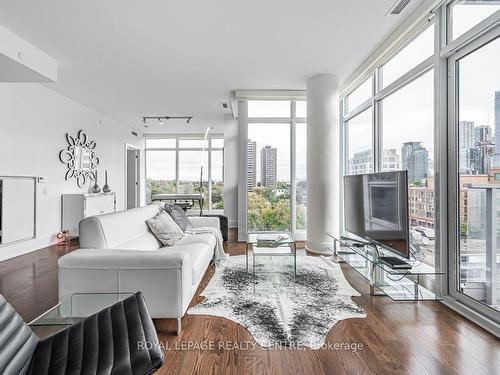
[344,171,410,259]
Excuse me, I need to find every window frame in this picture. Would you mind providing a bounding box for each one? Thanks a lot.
[340,19,436,247]
[243,99,307,240]
[447,26,500,325]
[340,1,500,334]
[145,134,225,212]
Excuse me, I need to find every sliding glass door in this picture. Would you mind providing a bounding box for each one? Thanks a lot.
[449,32,500,319]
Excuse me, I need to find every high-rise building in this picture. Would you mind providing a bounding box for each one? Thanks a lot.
[470,141,495,174]
[492,91,500,167]
[381,149,400,171]
[260,145,277,187]
[474,125,491,144]
[459,121,475,150]
[348,149,399,174]
[247,140,257,190]
[459,121,477,173]
[348,149,372,175]
[401,142,429,181]
[465,148,482,174]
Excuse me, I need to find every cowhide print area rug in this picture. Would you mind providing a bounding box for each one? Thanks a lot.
[188,255,366,349]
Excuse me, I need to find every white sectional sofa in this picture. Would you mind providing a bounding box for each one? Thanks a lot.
[58,203,220,334]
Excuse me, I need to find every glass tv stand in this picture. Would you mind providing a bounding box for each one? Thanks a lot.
[327,233,444,301]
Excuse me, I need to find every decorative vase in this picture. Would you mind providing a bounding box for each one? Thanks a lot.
[91,170,101,193]
[102,170,111,193]
[57,229,71,246]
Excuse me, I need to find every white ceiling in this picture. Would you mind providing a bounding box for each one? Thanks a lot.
[0,0,419,130]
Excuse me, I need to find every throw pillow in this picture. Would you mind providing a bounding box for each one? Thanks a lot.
[164,204,193,232]
[146,211,184,246]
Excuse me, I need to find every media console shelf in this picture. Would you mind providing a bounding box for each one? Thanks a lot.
[327,233,444,301]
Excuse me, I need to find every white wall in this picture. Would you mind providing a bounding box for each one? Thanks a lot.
[0,83,143,261]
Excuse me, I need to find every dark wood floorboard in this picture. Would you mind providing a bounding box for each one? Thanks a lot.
[0,237,499,375]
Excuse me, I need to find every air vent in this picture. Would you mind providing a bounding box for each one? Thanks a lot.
[388,0,411,14]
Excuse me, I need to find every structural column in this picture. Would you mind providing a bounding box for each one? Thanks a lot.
[306,74,339,255]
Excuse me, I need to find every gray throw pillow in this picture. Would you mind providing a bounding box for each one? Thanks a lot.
[164,204,193,232]
[146,211,184,246]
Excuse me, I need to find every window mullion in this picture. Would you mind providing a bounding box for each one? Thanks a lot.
[175,137,180,193]
[374,69,382,173]
[291,100,297,237]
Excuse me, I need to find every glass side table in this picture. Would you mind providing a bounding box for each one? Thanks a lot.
[29,292,133,339]
[246,232,297,279]
[327,233,445,301]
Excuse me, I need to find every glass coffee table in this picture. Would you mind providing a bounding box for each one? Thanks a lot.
[246,232,297,278]
[29,293,133,339]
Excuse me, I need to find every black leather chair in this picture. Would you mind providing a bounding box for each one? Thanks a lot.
[0,292,163,375]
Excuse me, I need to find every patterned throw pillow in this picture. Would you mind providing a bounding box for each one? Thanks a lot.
[146,211,184,246]
[164,204,193,232]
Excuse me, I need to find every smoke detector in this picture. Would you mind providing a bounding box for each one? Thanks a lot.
[387,0,411,14]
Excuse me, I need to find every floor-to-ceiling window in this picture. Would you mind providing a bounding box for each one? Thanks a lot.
[342,22,436,267]
[245,100,307,238]
[381,69,436,265]
[145,135,224,212]
[341,0,500,331]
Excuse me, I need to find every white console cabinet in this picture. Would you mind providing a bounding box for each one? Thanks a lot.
[61,193,116,236]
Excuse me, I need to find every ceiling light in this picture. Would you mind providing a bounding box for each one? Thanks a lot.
[142,115,193,125]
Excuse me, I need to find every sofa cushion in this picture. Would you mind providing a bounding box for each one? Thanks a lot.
[176,233,217,248]
[112,233,162,251]
[80,204,163,249]
[146,211,183,246]
[164,204,193,231]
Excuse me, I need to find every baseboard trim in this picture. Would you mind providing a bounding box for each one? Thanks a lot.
[0,236,58,262]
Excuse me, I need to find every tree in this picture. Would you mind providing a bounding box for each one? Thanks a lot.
[248,188,291,231]
[411,179,423,187]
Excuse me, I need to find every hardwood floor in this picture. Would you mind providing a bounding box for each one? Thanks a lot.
[0,240,499,374]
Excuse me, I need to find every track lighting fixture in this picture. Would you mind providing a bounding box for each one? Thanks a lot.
[142,116,193,126]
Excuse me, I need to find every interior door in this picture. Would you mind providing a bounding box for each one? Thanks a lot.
[127,149,139,209]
